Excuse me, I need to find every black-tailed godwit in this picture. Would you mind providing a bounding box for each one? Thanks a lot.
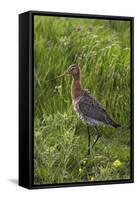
[58,64,121,154]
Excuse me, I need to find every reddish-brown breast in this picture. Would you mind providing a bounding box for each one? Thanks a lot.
[71,76,82,101]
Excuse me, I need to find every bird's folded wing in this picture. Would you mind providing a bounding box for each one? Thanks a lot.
[78,96,110,124]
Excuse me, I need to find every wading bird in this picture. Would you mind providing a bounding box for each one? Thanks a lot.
[57,64,121,155]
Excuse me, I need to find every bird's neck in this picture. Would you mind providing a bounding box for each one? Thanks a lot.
[71,75,82,100]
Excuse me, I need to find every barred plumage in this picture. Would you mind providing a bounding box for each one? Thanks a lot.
[73,90,120,128]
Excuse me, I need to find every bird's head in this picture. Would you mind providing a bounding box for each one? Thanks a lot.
[57,64,80,78]
[67,64,80,77]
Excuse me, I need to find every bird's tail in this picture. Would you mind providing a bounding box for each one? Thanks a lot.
[108,119,121,128]
[106,116,121,128]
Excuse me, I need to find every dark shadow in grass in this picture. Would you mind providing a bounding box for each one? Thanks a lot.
[8,178,18,185]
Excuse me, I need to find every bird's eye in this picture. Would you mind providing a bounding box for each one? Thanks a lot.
[70,67,75,71]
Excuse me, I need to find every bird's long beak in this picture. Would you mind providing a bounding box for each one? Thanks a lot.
[56,70,68,79]
[47,70,68,82]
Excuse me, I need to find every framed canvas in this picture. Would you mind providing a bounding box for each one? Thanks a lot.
[19,11,134,189]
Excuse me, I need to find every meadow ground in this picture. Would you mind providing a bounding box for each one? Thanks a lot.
[34,15,131,184]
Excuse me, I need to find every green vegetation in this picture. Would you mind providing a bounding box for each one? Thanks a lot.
[34,16,131,185]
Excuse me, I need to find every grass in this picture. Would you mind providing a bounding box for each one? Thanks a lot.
[34,16,131,185]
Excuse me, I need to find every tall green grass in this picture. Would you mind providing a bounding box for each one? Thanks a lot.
[34,16,131,184]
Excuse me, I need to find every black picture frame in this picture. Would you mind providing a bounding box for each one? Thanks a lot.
[19,10,134,189]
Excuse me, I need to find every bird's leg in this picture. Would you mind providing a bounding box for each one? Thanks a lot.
[92,126,101,148]
[74,122,78,134]
[87,125,91,155]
